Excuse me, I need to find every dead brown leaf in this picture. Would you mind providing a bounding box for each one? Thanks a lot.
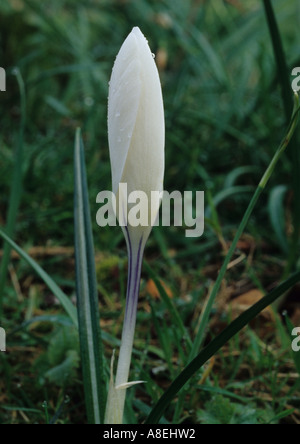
[229,289,273,321]
[146,279,173,300]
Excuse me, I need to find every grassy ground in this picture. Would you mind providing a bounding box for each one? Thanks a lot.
[0,0,300,424]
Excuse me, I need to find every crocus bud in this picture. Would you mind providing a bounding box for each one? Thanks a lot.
[108,26,165,243]
[105,27,165,424]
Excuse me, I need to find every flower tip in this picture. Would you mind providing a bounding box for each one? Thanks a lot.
[131,26,142,35]
[131,27,147,44]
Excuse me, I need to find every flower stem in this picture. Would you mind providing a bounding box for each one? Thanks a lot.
[105,232,145,424]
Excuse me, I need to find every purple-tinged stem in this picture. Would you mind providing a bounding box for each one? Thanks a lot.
[105,230,145,424]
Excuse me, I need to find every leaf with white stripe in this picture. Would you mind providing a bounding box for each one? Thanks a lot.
[74,129,106,424]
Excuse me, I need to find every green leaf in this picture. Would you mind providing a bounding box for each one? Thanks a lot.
[194,92,299,358]
[0,69,26,319]
[198,395,236,425]
[144,261,192,351]
[74,128,106,424]
[267,409,295,425]
[47,325,79,367]
[45,350,80,386]
[33,325,80,388]
[45,95,72,117]
[0,228,78,326]
[145,271,300,424]
[7,315,74,338]
[205,185,254,219]
[268,185,288,253]
[223,166,258,189]
[263,0,292,119]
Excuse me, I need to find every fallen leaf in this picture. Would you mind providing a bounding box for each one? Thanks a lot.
[229,289,273,321]
[146,279,173,300]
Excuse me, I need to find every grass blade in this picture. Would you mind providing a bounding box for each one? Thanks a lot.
[263,0,300,272]
[189,92,299,362]
[0,228,78,326]
[144,261,192,352]
[74,128,106,424]
[268,185,289,254]
[145,270,300,424]
[0,69,26,319]
[267,409,295,425]
[262,0,292,119]
[160,92,299,423]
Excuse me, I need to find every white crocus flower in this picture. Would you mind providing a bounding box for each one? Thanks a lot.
[105,27,165,424]
[108,26,165,244]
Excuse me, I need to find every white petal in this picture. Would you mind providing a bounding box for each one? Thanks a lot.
[120,29,165,223]
[108,27,165,238]
[108,31,142,196]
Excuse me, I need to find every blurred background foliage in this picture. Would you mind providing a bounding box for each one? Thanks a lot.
[0,0,300,424]
[1,0,299,252]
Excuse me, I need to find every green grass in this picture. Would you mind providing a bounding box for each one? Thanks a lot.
[0,0,300,424]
